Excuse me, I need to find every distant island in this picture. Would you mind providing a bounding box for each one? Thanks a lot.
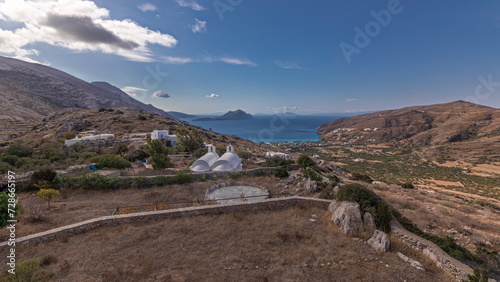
[194,109,253,121]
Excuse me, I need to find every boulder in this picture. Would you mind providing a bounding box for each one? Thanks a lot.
[330,201,363,237]
[368,230,390,252]
[363,212,376,231]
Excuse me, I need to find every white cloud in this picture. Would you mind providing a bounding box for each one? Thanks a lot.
[206,93,220,98]
[345,98,358,102]
[174,0,205,11]
[161,56,193,64]
[218,57,257,67]
[191,18,207,33]
[138,3,157,12]
[267,106,300,113]
[0,0,177,62]
[275,60,304,70]
[121,86,147,97]
[159,55,257,67]
[152,90,170,98]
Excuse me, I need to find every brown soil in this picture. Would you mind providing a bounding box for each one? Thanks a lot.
[5,207,449,282]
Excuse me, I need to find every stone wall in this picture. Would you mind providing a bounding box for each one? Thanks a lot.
[0,197,330,250]
[390,220,475,281]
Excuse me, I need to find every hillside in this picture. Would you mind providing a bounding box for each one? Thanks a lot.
[194,109,253,121]
[0,56,177,141]
[318,101,500,145]
[14,108,272,157]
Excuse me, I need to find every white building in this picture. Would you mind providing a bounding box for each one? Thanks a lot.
[151,130,177,148]
[265,151,290,160]
[211,145,242,172]
[189,144,242,172]
[189,144,219,172]
[64,134,115,146]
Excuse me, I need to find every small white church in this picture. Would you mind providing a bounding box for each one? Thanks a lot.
[189,144,242,172]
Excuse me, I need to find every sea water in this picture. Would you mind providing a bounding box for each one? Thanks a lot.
[182,114,343,143]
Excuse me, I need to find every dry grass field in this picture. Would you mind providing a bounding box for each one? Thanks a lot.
[4,207,449,282]
[0,176,297,239]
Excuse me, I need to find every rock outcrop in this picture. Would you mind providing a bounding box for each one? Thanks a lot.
[367,230,391,252]
[329,200,363,237]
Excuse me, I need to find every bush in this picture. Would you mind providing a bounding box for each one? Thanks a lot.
[75,173,119,190]
[131,176,153,188]
[274,167,289,178]
[337,183,391,232]
[303,168,321,181]
[93,154,131,169]
[297,154,315,169]
[0,161,14,173]
[350,172,373,183]
[127,150,149,162]
[5,143,32,157]
[154,175,168,186]
[0,155,19,166]
[264,157,294,167]
[0,192,20,228]
[393,211,477,261]
[31,168,57,184]
[229,172,241,179]
[36,188,60,209]
[169,170,193,184]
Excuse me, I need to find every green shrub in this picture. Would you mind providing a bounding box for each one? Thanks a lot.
[31,168,57,184]
[93,154,131,169]
[40,147,65,162]
[0,192,20,228]
[0,155,19,166]
[169,170,194,184]
[274,167,289,178]
[154,175,168,186]
[264,157,294,167]
[303,168,321,181]
[0,161,14,173]
[297,154,315,169]
[5,143,32,157]
[337,183,391,232]
[229,172,241,179]
[131,176,153,188]
[466,267,489,282]
[394,211,477,261]
[75,173,119,190]
[255,170,266,176]
[350,172,373,183]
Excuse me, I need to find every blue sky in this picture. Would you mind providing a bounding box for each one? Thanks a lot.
[0,0,499,114]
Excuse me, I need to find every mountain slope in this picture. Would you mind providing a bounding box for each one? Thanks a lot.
[318,101,500,145]
[0,56,175,141]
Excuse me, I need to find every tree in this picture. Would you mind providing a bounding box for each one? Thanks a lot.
[36,188,60,209]
[297,154,315,169]
[31,168,57,186]
[144,137,170,170]
[175,128,204,153]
